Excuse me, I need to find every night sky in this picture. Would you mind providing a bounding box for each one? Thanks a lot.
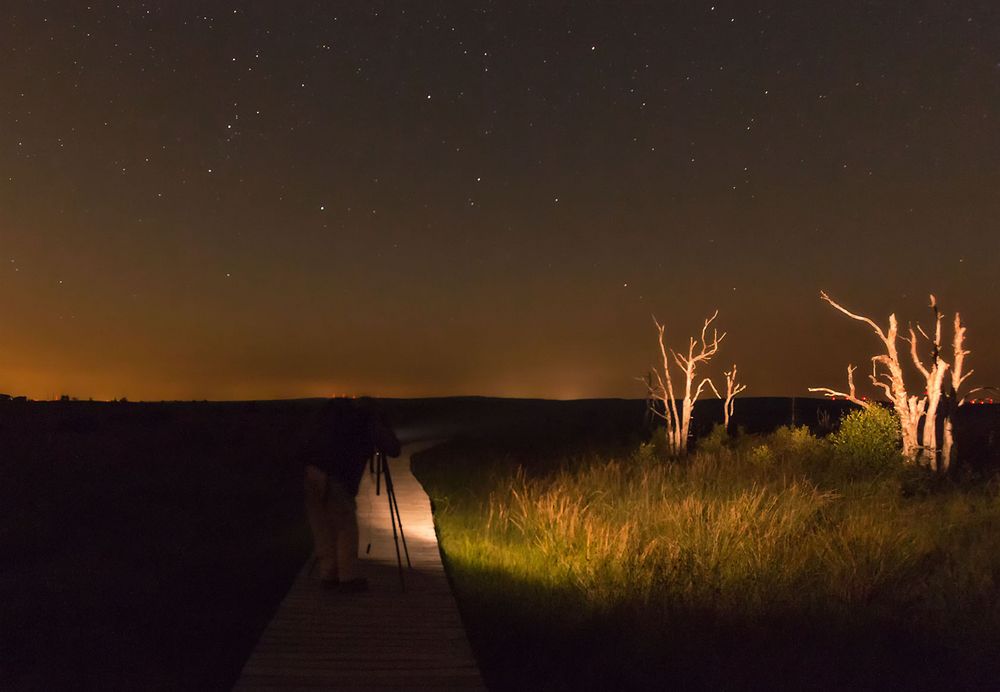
[3,2,999,401]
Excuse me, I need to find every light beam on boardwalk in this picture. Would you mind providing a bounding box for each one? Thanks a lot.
[236,442,485,690]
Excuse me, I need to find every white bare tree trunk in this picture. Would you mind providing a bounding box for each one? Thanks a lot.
[942,312,972,471]
[649,312,724,457]
[941,418,955,471]
[721,364,746,433]
[809,291,926,463]
[652,320,683,455]
[909,296,949,469]
[900,393,926,465]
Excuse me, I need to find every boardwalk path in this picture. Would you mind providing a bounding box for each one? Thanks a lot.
[236,442,485,690]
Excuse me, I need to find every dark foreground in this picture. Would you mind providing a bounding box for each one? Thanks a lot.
[2,396,998,689]
[0,400,318,689]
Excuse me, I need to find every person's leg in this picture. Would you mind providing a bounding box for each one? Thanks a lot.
[326,482,360,581]
[304,465,339,581]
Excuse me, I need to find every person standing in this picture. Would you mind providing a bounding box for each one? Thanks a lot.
[301,398,401,592]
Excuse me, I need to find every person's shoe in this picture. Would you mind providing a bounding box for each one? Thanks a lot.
[337,577,368,593]
[319,576,340,590]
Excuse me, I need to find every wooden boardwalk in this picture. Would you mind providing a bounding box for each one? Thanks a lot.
[236,442,485,690]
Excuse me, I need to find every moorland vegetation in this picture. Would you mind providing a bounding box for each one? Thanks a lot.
[415,407,1000,690]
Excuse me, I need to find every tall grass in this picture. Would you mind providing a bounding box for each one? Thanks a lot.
[456,440,933,617]
[415,414,1000,690]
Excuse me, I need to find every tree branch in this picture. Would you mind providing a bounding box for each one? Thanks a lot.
[809,364,870,408]
[820,290,889,342]
[909,326,931,380]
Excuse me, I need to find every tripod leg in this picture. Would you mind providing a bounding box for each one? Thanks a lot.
[383,455,406,591]
[387,480,406,591]
[386,470,412,568]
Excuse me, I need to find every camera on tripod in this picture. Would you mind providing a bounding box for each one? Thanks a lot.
[367,450,412,590]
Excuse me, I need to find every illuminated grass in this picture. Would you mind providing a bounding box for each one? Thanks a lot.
[415,427,1000,690]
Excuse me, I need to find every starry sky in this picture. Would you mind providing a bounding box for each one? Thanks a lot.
[2,2,999,401]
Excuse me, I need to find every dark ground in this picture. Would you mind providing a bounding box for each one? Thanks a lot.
[2,396,998,689]
[0,400,321,690]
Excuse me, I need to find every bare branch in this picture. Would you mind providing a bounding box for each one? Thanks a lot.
[810,386,852,399]
[966,385,999,398]
[909,326,931,380]
[671,349,686,372]
[727,374,747,399]
[693,377,714,402]
[951,312,971,399]
[957,369,974,393]
[810,364,870,408]
[705,378,722,399]
[700,310,719,345]
[868,360,895,401]
[819,290,889,342]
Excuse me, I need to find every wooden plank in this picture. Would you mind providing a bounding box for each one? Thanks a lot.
[235,442,485,690]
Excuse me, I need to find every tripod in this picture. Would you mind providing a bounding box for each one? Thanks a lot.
[367,450,412,590]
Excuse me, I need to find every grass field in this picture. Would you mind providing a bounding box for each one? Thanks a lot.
[414,408,1000,691]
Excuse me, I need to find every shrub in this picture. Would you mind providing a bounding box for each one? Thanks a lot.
[698,423,730,454]
[771,425,825,460]
[641,425,675,460]
[633,439,660,467]
[830,406,901,474]
[748,443,776,469]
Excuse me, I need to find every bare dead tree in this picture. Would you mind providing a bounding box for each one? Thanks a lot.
[941,312,973,470]
[649,311,724,456]
[717,364,746,433]
[808,291,925,462]
[909,295,950,469]
[650,321,681,454]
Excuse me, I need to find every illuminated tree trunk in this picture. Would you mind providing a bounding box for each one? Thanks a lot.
[899,393,926,465]
[809,291,925,463]
[651,321,682,455]
[909,296,949,469]
[650,312,724,456]
[720,364,746,433]
[942,312,972,471]
[941,418,955,471]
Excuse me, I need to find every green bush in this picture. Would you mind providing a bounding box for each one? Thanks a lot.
[830,406,901,474]
[636,425,673,463]
[698,423,731,454]
[748,442,776,469]
[771,425,826,462]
